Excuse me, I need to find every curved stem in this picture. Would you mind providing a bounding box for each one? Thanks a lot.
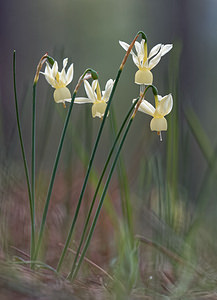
[33,69,93,261]
[69,116,135,281]
[31,83,36,262]
[61,99,139,274]
[68,84,153,280]
[13,51,34,262]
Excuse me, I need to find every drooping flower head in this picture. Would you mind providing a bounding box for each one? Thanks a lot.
[119,39,173,85]
[41,58,74,106]
[136,93,173,137]
[74,79,114,119]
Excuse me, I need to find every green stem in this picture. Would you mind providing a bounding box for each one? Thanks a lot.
[64,99,139,275]
[13,51,34,262]
[56,31,144,272]
[31,83,36,263]
[69,116,135,281]
[68,84,155,280]
[34,69,94,261]
[109,106,133,244]
[56,69,121,272]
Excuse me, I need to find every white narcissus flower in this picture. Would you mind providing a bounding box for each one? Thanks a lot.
[136,94,173,133]
[41,58,74,106]
[74,79,114,119]
[119,39,173,85]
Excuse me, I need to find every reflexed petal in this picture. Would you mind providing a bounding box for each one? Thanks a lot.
[148,50,162,70]
[105,79,114,90]
[135,69,153,85]
[132,55,140,67]
[119,40,130,51]
[74,97,94,104]
[44,63,53,79]
[119,40,141,67]
[103,79,114,101]
[134,41,141,55]
[137,99,155,116]
[150,117,167,131]
[119,40,136,57]
[44,73,56,87]
[156,94,173,116]
[53,87,71,103]
[92,80,98,92]
[59,69,66,85]
[140,39,145,55]
[157,95,163,102]
[148,44,161,59]
[63,58,68,69]
[66,64,74,85]
[161,44,173,56]
[92,102,107,118]
[52,61,58,78]
[84,80,96,102]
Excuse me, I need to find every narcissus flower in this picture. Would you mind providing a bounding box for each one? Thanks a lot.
[74,79,114,118]
[41,58,74,106]
[119,39,173,85]
[136,94,173,133]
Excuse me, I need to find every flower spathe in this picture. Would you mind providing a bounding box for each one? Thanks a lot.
[119,39,173,85]
[136,94,173,132]
[41,58,74,105]
[74,79,114,118]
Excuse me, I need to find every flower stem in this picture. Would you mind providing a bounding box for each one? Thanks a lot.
[64,99,139,276]
[109,107,133,243]
[68,84,155,281]
[33,69,94,261]
[68,113,136,281]
[13,51,35,263]
[56,31,144,272]
[31,82,36,264]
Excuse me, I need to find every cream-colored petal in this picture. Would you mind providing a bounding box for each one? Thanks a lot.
[119,40,137,59]
[105,79,114,90]
[140,39,145,56]
[44,63,53,79]
[132,55,140,67]
[63,58,68,69]
[119,40,141,67]
[103,79,114,101]
[134,41,141,55]
[119,41,131,53]
[160,44,173,56]
[148,50,162,70]
[137,99,155,116]
[92,80,98,92]
[59,69,67,85]
[84,80,96,102]
[148,44,161,59]
[150,117,167,131]
[53,87,71,103]
[44,73,56,87]
[52,61,58,78]
[66,64,74,85]
[135,69,153,85]
[92,102,107,118]
[156,94,173,116]
[157,95,163,102]
[74,97,94,104]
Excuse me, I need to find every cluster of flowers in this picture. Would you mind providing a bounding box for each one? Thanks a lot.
[41,37,173,136]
